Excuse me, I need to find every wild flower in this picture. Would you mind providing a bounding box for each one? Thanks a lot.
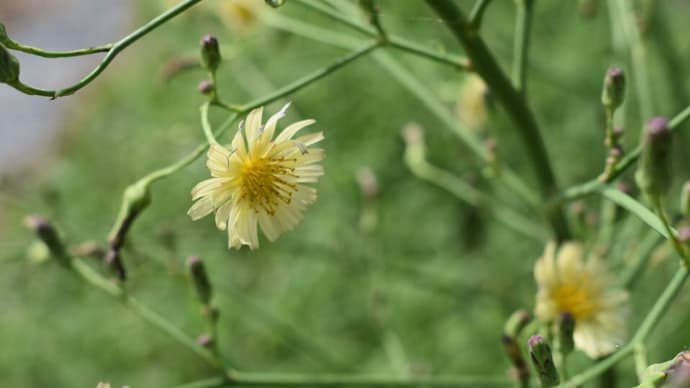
[188,104,324,249]
[534,242,628,358]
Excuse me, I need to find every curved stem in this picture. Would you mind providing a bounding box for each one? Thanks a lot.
[236,41,381,112]
[612,0,653,119]
[561,103,690,201]
[405,155,547,241]
[292,0,471,71]
[68,259,224,371]
[201,103,219,145]
[425,0,571,242]
[12,0,203,98]
[3,41,111,58]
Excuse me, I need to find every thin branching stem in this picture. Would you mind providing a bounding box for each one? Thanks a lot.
[292,0,471,70]
[611,0,653,119]
[469,0,493,29]
[425,0,571,242]
[68,259,225,371]
[562,103,690,200]
[7,0,204,98]
[512,0,534,94]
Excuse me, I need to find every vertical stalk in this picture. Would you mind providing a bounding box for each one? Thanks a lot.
[512,0,534,95]
[425,0,571,242]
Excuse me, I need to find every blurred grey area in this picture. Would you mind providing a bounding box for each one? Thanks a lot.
[0,0,131,173]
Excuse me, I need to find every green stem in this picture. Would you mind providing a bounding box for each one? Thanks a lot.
[68,259,223,370]
[612,0,653,119]
[512,0,534,94]
[405,156,547,241]
[634,343,647,383]
[469,0,494,29]
[177,372,513,388]
[9,80,56,97]
[372,51,540,208]
[13,0,203,98]
[561,103,690,200]
[201,103,219,145]
[293,0,471,70]
[619,230,660,289]
[632,266,689,342]
[266,3,539,208]
[3,40,111,58]
[236,41,381,112]
[425,0,571,242]
[651,195,690,266]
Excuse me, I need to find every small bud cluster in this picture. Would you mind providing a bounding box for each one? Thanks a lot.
[198,35,222,100]
[529,335,560,387]
[501,310,531,387]
[187,256,220,353]
[599,67,626,181]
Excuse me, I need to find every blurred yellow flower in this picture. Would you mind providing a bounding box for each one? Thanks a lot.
[188,104,325,250]
[534,242,628,358]
[456,75,489,133]
[216,0,262,35]
[159,0,261,35]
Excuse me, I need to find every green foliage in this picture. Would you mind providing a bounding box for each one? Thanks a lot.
[2,1,690,387]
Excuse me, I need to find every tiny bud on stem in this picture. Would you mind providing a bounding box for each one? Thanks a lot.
[557,312,575,356]
[24,215,69,264]
[188,256,213,304]
[198,80,214,95]
[528,335,560,387]
[265,0,287,8]
[200,35,221,73]
[601,67,625,111]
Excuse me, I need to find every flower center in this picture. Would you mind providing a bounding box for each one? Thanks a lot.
[239,156,296,215]
[552,283,597,320]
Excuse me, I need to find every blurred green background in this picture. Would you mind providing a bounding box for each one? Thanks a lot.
[2,0,690,386]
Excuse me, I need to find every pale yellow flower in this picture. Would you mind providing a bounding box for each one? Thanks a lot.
[534,242,628,358]
[216,0,262,35]
[456,75,489,133]
[188,104,324,250]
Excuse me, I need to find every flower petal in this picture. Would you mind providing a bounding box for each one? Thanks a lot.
[245,106,264,143]
[275,119,315,142]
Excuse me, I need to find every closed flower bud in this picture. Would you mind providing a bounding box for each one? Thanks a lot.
[109,180,152,249]
[198,80,214,95]
[200,35,221,72]
[24,215,69,264]
[528,335,560,387]
[635,117,673,198]
[187,256,212,304]
[265,0,286,7]
[601,67,625,110]
[504,309,531,338]
[0,43,20,84]
[557,312,575,356]
[197,333,214,348]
